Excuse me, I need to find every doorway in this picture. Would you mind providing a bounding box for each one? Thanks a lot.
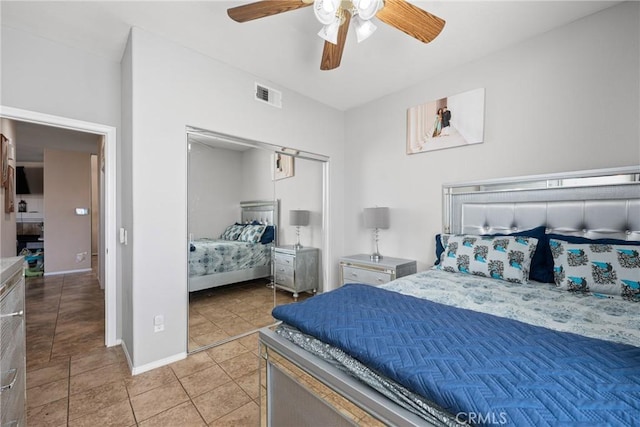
[1,106,118,346]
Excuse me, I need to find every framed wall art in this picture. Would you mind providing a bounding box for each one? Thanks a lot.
[406,88,485,154]
[273,153,294,180]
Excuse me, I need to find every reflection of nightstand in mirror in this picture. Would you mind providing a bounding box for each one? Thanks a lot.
[339,254,416,286]
[273,245,319,301]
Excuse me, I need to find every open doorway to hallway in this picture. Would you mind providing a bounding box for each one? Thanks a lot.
[1,106,118,347]
[12,121,102,279]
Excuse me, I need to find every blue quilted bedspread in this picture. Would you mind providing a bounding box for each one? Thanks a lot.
[272,284,640,426]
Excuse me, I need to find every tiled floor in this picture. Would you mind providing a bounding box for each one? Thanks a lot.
[24,267,268,426]
[188,279,310,352]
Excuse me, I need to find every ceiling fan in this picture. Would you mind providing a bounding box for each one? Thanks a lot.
[227,0,445,71]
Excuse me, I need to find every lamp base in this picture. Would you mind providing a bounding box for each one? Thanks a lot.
[370,253,382,262]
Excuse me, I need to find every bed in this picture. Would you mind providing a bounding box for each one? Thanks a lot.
[258,166,640,426]
[188,200,278,293]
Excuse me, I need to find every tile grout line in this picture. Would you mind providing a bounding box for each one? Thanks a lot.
[48,274,65,365]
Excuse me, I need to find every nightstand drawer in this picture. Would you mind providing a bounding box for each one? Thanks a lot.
[274,253,294,267]
[274,263,294,285]
[275,272,294,288]
[342,266,391,286]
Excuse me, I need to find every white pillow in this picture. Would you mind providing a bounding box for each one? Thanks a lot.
[440,234,538,284]
[220,224,244,240]
[238,224,266,243]
[550,239,640,301]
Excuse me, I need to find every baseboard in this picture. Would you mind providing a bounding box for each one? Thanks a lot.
[44,268,92,276]
[120,340,187,376]
[121,340,134,374]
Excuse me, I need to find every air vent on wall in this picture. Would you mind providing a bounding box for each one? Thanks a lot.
[255,83,282,108]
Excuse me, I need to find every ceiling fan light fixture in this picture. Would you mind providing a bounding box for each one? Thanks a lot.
[318,20,340,45]
[353,15,377,43]
[314,0,341,25]
[353,0,382,20]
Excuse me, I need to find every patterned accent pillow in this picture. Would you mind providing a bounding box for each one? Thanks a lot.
[439,234,538,284]
[550,239,640,301]
[238,224,266,243]
[220,224,245,240]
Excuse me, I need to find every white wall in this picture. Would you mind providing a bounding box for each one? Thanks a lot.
[1,26,121,126]
[120,33,134,358]
[188,143,243,239]
[275,157,324,251]
[240,147,274,202]
[343,2,640,271]
[127,27,345,368]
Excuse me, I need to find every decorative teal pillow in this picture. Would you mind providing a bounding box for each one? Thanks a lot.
[439,234,538,284]
[220,224,245,240]
[238,224,266,243]
[550,239,640,301]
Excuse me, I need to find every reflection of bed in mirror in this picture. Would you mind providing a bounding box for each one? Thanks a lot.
[259,167,640,426]
[188,200,278,293]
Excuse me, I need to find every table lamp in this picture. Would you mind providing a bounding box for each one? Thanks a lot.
[289,210,310,249]
[364,207,389,262]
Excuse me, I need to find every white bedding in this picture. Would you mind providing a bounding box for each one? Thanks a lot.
[380,268,638,347]
[189,238,271,277]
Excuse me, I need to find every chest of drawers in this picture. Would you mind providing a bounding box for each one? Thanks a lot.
[1,257,26,427]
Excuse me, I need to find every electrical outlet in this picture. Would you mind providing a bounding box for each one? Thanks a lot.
[154,315,164,333]
[75,252,88,263]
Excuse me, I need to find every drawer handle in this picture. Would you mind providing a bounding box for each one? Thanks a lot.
[350,273,358,277]
[0,310,24,319]
[377,278,384,282]
[0,368,18,392]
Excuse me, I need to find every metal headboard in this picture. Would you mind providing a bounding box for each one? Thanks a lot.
[240,200,279,226]
[443,166,640,242]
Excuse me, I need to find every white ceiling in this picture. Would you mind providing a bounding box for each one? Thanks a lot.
[13,121,100,163]
[1,0,621,111]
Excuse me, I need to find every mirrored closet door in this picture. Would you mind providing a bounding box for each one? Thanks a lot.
[186,128,329,353]
[272,156,325,305]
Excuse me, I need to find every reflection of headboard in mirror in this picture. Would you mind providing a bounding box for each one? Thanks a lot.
[241,200,279,240]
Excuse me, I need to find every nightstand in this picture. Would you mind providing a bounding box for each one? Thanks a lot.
[273,245,319,301]
[339,254,417,286]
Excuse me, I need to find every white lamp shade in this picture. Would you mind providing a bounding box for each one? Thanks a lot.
[363,207,389,229]
[353,0,382,20]
[314,0,340,25]
[318,21,340,45]
[289,210,310,227]
[353,15,377,43]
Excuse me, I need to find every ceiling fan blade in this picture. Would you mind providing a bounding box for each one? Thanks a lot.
[320,10,351,71]
[376,0,445,43]
[228,0,312,23]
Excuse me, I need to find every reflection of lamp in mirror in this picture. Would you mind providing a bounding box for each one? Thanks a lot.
[289,210,310,250]
[364,207,389,262]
